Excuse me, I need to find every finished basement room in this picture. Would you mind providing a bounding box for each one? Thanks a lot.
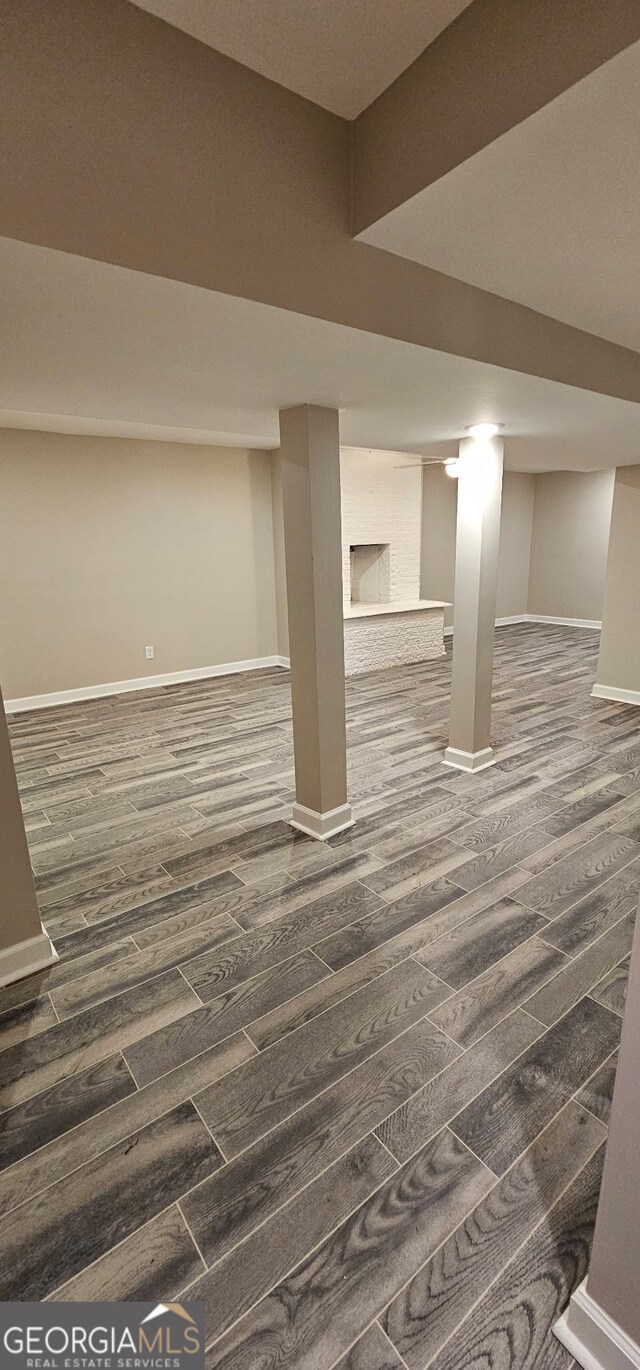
[3,5,640,1368]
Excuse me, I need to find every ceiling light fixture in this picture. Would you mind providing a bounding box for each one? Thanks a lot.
[465,423,504,439]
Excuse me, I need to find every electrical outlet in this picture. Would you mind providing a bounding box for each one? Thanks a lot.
[145,646,154,660]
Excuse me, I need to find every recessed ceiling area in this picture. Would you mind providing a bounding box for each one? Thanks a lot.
[361,41,640,352]
[2,236,640,473]
[128,0,473,118]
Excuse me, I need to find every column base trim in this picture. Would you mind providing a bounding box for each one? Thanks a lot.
[554,1279,640,1370]
[0,930,59,988]
[290,802,354,841]
[442,745,496,773]
[592,683,640,707]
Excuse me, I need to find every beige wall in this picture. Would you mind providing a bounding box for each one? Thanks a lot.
[595,465,640,694]
[420,467,535,627]
[497,473,535,618]
[421,465,614,628]
[527,469,614,621]
[0,430,278,700]
[420,466,458,627]
[270,452,289,658]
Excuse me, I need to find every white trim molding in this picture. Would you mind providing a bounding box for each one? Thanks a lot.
[290,802,354,841]
[554,1279,640,1370]
[442,745,496,773]
[5,656,289,714]
[445,614,601,637]
[592,683,640,707]
[0,930,58,988]
[529,613,602,629]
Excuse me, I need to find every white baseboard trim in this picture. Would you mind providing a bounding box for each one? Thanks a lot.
[0,930,59,988]
[442,745,496,773]
[5,656,290,713]
[290,802,354,841]
[592,683,640,707]
[529,614,602,629]
[554,1279,640,1370]
[444,614,601,637]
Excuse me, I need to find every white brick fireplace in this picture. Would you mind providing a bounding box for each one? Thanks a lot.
[340,447,449,675]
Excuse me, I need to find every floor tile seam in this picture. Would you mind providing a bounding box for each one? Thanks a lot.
[445,1125,497,1180]
[570,1045,619,1113]
[0,991,63,1053]
[585,989,624,1019]
[242,954,422,1053]
[44,1197,201,1302]
[377,1008,547,1167]
[130,907,247,957]
[189,1095,230,1164]
[415,918,550,991]
[197,1134,402,1351]
[31,808,206,866]
[233,875,391,939]
[408,959,455,995]
[381,1109,607,1370]
[517,907,638,1016]
[446,1079,577,1178]
[423,939,575,1046]
[175,1196,212,1275]
[50,916,253,1019]
[201,1003,457,1168]
[0,1058,255,1225]
[375,1319,412,1370]
[512,841,640,921]
[308,882,543,1013]
[201,978,449,1158]
[0,978,206,1130]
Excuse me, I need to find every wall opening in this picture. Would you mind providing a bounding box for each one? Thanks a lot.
[349,543,391,604]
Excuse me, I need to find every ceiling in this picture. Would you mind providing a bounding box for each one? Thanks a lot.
[362,41,640,352]
[129,0,472,118]
[2,236,639,473]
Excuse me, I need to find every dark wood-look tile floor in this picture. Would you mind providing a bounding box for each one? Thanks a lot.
[2,623,637,1367]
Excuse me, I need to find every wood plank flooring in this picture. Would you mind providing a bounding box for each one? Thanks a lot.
[2,623,638,1366]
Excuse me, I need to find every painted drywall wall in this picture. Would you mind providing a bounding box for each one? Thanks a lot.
[420,465,457,627]
[270,452,289,658]
[595,465,640,695]
[0,430,278,699]
[527,469,614,621]
[497,472,535,617]
[420,466,535,626]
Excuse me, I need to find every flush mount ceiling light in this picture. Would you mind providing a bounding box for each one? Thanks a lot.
[465,423,504,439]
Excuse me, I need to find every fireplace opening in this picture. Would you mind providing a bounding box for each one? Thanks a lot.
[349,543,391,604]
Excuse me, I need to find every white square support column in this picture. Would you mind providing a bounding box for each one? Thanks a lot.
[279,405,353,841]
[0,685,57,986]
[554,897,640,1370]
[444,434,504,772]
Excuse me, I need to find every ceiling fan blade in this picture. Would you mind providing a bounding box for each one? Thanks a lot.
[393,458,445,469]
